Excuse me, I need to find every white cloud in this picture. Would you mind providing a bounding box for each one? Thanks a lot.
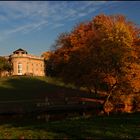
[0,1,107,41]
[0,1,49,20]
[4,20,48,35]
[0,1,108,21]
[50,23,64,29]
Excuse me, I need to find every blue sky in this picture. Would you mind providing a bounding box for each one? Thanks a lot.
[0,1,140,56]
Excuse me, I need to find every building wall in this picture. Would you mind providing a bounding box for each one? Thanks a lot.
[10,53,45,76]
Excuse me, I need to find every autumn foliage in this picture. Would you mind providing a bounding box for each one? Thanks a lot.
[46,14,140,113]
[0,56,12,77]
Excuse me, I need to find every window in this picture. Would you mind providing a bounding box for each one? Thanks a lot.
[18,63,22,75]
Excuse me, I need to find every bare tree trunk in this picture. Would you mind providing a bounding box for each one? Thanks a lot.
[102,82,117,114]
[94,86,98,94]
[87,87,92,94]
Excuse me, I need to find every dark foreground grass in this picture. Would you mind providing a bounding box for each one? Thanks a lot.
[0,76,68,101]
[0,77,139,139]
[0,76,97,101]
[0,112,140,139]
[0,76,102,113]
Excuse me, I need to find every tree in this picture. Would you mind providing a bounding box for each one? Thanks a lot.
[47,14,140,112]
[90,14,140,109]
[0,56,12,77]
[41,51,53,76]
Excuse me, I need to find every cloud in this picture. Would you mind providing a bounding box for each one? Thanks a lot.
[0,1,107,22]
[0,1,48,18]
[50,23,64,29]
[4,20,48,35]
[47,1,107,22]
[0,1,108,41]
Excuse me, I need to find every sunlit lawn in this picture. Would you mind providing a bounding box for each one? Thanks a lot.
[0,113,139,139]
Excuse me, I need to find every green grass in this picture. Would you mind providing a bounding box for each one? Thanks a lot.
[0,113,140,139]
[0,76,104,102]
[0,76,100,113]
[0,76,64,100]
[0,76,140,139]
[0,76,91,101]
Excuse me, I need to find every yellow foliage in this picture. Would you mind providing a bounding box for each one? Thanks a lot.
[49,14,140,97]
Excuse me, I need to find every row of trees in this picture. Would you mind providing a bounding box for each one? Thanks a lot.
[45,14,140,112]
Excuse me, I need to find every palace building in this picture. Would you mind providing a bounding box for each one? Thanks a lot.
[8,48,45,76]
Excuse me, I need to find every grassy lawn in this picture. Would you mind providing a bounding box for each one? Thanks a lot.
[0,113,139,139]
[0,76,139,139]
[0,76,102,113]
[0,76,97,101]
[0,76,70,101]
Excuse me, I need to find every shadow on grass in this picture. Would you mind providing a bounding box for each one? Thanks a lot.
[0,76,82,101]
[1,77,139,138]
[0,76,104,113]
[0,76,98,101]
[0,77,140,139]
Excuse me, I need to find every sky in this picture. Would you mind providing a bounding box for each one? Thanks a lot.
[0,1,140,56]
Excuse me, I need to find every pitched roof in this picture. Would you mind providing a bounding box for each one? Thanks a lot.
[13,48,28,54]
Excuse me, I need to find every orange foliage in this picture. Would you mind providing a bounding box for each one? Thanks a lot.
[42,51,52,60]
[47,14,140,98]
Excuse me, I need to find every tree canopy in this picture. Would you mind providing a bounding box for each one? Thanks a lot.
[0,56,12,76]
[46,14,140,112]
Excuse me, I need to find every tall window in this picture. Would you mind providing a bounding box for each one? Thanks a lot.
[18,63,22,75]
